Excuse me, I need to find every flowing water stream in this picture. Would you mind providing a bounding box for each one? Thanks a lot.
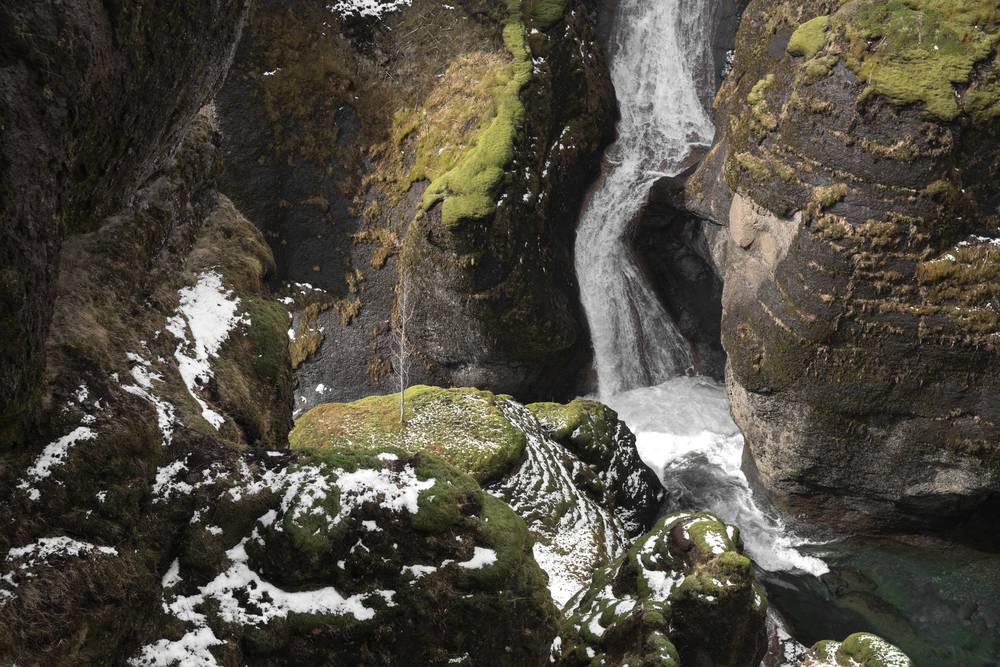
[575,2,1000,664]
[575,0,826,577]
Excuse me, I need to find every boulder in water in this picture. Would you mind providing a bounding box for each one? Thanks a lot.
[557,511,769,667]
[802,632,913,667]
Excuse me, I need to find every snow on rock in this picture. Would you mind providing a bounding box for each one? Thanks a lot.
[16,426,97,500]
[488,401,628,607]
[130,626,224,667]
[165,271,248,430]
[121,353,177,446]
[457,547,497,570]
[2,536,119,607]
[335,465,435,517]
[6,536,118,565]
[328,0,412,19]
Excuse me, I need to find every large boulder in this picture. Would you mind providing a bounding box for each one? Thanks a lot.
[556,511,769,667]
[0,0,249,445]
[215,0,615,408]
[130,448,559,666]
[291,387,663,606]
[685,0,1000,542]
[801,632,913,667]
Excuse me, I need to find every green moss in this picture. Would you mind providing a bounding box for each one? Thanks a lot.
[526,399,613,459]
[421,2,533,227]
[804,55,839,81]
[837,0,999,120]
[289,385,526,482]
[747,74,777,130]
[735,152,772,182]
[241,297,291,383]
[812,183,848,209]
[410,451,483,533]
[788,16,830,59]
[523,0,569,28]
[804,632,914,667]
[965,79,1000,122]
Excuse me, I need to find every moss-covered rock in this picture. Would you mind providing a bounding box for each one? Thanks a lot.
[290,385,527,483]
[291,388,663,608]
[527,399,662,532]
[0,111,295,665]
[216,0,615,406]
[802,632,913,667]
[557,512,768,667]
[133,449,559,666]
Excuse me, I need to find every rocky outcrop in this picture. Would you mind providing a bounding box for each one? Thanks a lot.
[527,399,663,531]
[0,0,249,445]
[557,511,769,667]
[684,0,1000,542]
[133,448,559,666]
[216,0,615,409]
[290,387,662,606]
[0,109,295,664]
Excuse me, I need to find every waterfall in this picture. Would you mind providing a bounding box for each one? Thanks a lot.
[576,0,829,580]
[575,0,716,398]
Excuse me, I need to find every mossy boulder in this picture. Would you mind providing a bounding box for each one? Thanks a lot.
[133,449,559,666]
[527,400,662,532]
[0,112,295,665]
[292,388,663,608]
[802,632,913,667]
[290,385,527,483]
[557,512,768,667]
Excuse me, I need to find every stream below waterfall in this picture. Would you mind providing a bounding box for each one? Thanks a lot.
[574,0,1000,665]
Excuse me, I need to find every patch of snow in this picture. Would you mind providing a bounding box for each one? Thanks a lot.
[162,559,182,588]
[456,547,497,570]
[6,536,117,568]
[401,563,437,579]
[130,626,223,667]
[153,458,194,502]
[166,271,248,430]
[328,0,412,19]
[120,354,176,446]
[17,426,97,499]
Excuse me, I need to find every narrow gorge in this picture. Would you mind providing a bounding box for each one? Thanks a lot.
[1,0,998,666]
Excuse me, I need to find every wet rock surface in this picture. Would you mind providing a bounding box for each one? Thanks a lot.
[684,0,1000,542]
[0,0,249,446]
[216,0,615,408]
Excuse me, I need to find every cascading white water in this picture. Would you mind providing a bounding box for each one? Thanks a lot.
[575,0,716,398]
[576,0,829,581]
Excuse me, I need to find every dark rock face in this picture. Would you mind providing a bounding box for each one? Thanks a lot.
[687,0,1000,542]
[0,0,249,445]
[635,173,727,379]
[0,111,295,664]
[216,0,614,409]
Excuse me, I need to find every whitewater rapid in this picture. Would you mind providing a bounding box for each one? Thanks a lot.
[574,0,827,578]
[606,378,829,576]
